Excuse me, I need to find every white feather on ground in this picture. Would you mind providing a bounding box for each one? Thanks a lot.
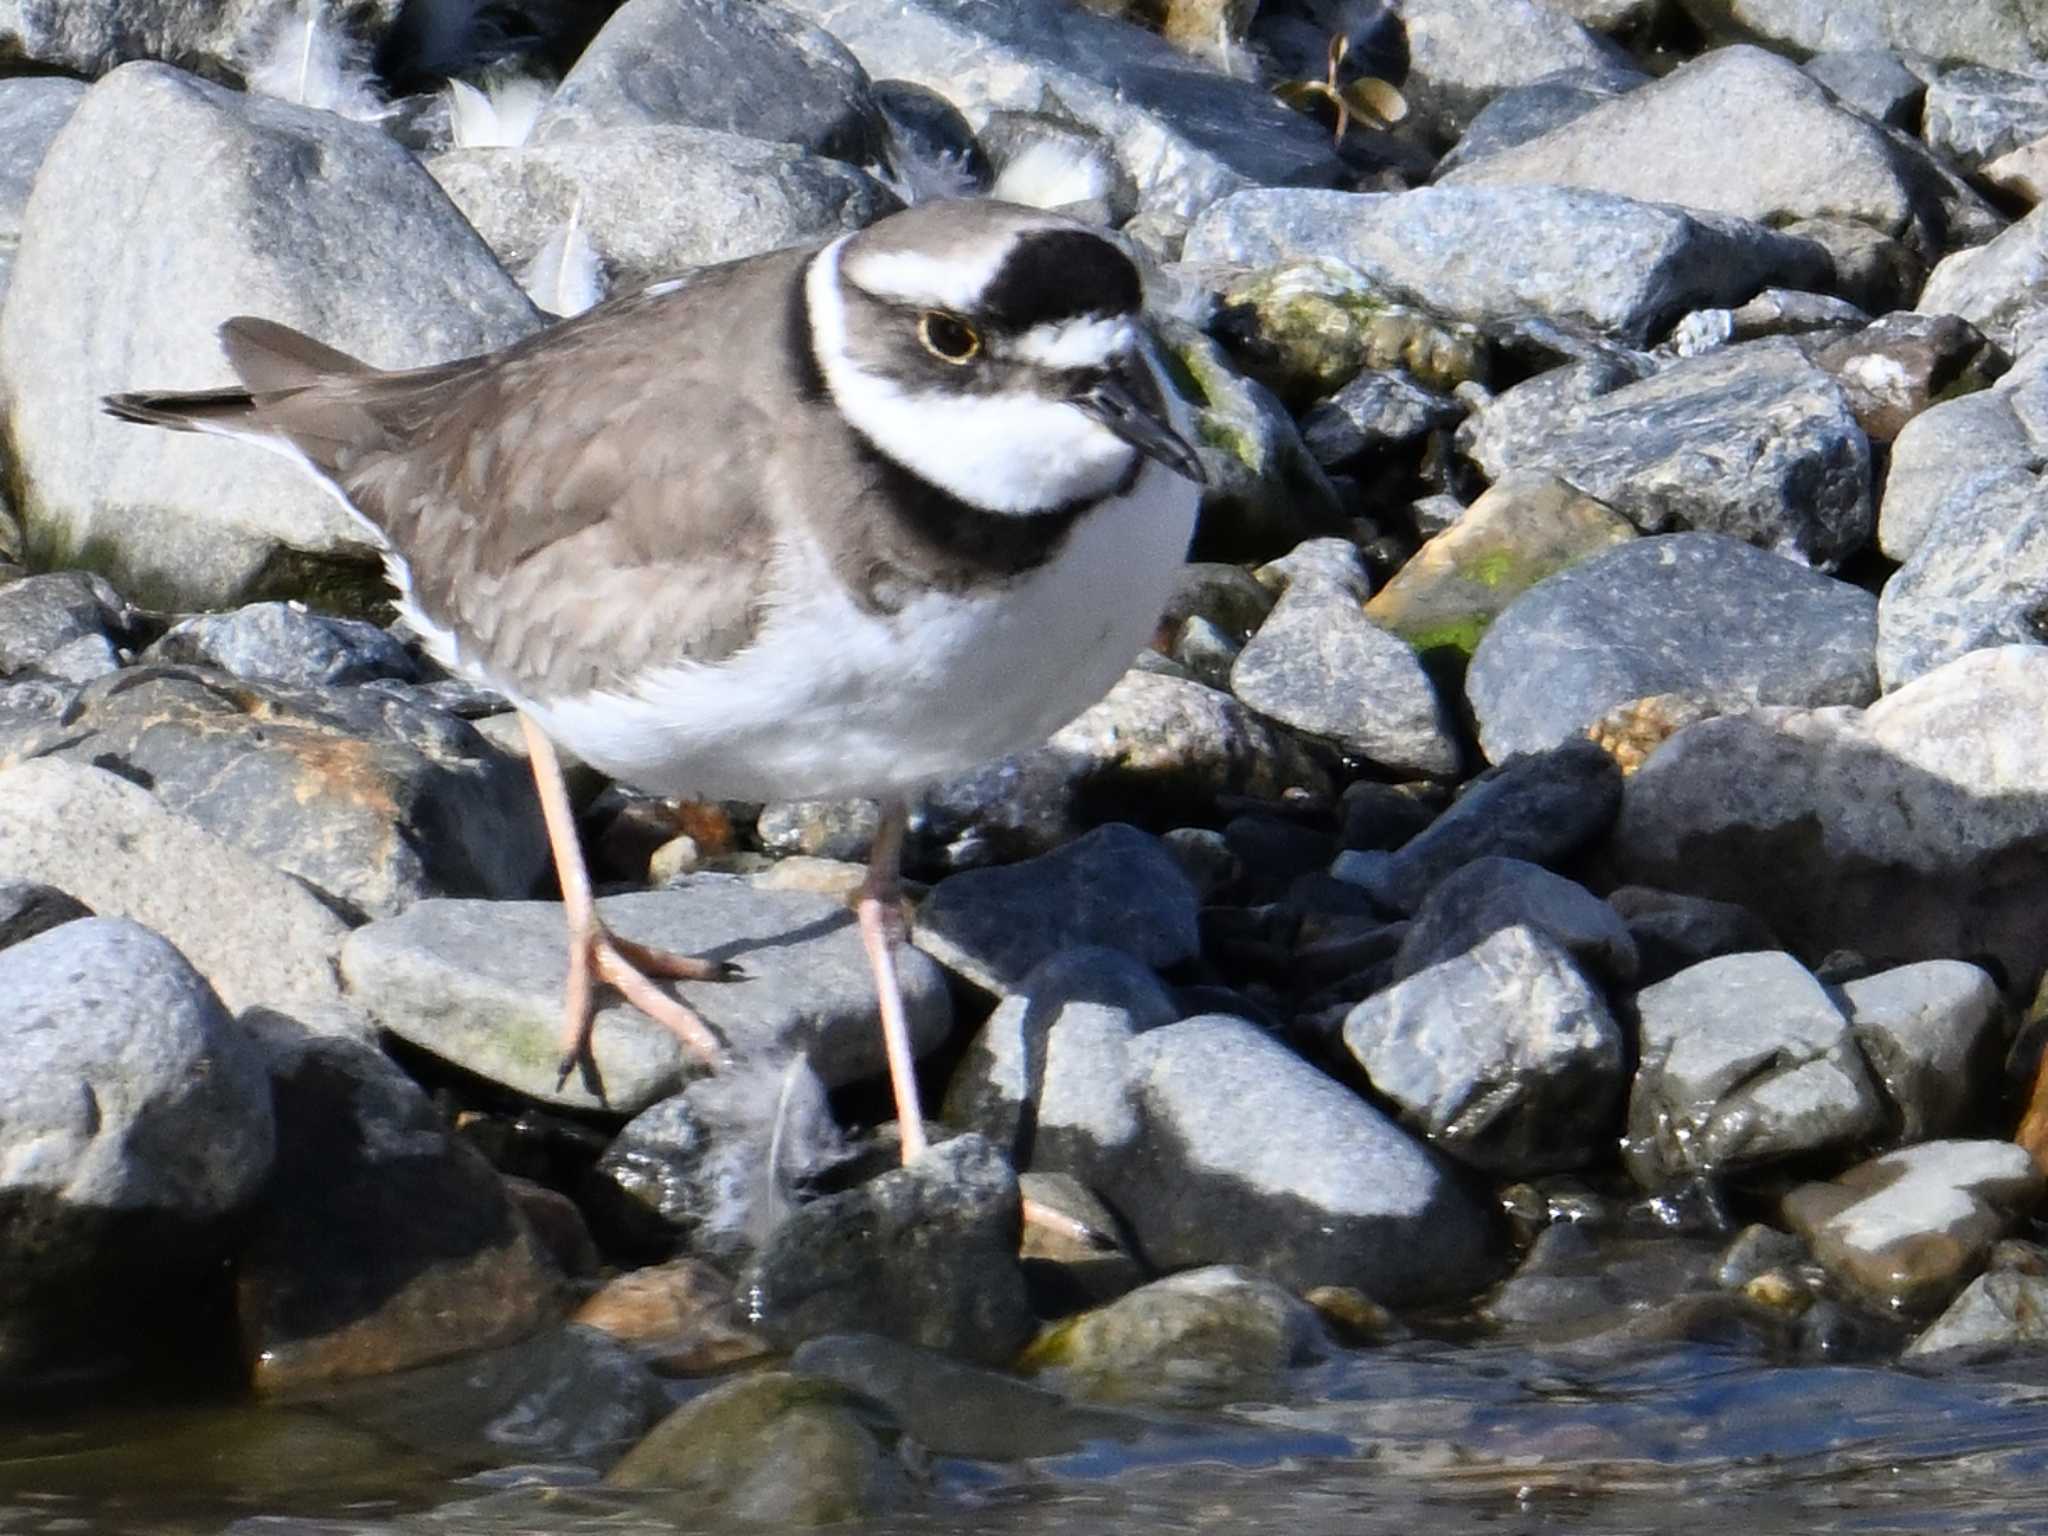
[447,74,551,149]
[242,1,390,122]
[521,197,606,316]
[678,1052,846,1259]
[989,139,1116,211]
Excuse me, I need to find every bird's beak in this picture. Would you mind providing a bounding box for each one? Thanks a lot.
[1075,362,1208,486]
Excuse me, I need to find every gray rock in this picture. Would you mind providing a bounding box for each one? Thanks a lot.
[1392,0,1630,147]
[1812,312,2007,443]
[0,759,357,1020]
[0,0,394,78]
[0,918,275,1374]
[1022,1266,1326,1408]
[1464,533,1880,762]
[0,570,140,678]
[1608,646,2048,998]
[342,880,951,1113]
[0,77,84,304]
[1877,470,2048,688]
[1228,579,1460,780]
[1668,288,1869,357]
[5,666,547,920]
[1924,65,2048,166]
[146,602,419,688]
[1256,534,1374,600]
[1440,46,2000,259]
[1333,738,1623,913]
[532,0,884,163]
[1879,346,2048,563]
[755,798,882,863]
[915,823,1200,995]
[777,0,1345,220]
[1435,63,1647,177]
[1919,205,2048,352]
[1,62,539,612]
[942,946,1179,1175]
[1802,49,1929,129]
[1841,961,2004,1143]
[1606,885,1779,983]
[1460,341,1875,569]
[1676,0,2046,73]
[1299,368,1465,467]
[1107,1014,1504,1303]
[1394,857,1637,985]
[0,879,89,952]
[234,1030,561,1391]
[1624,951,1887,1187]
[1345,925,1627,1175]
[1183,184,1830,350]
[1906,1270,2048,1358]
[1784,1141,2043,1315]
[739,1133,1036,1366]
[429,125,894,295]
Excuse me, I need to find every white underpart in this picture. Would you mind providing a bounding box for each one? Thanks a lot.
[1012,315,1132,370]
[842,237,1012,313]
[808,237,1135,513]
[526,454,1199,801]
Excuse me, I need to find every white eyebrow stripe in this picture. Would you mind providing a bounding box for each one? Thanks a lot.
[845,243,1010,311]
[1010,315,1132,369]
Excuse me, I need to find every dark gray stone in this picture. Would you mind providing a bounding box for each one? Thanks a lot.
[1299,369,1465,468]
[1841,961,2005,1144]
[1394,857,1637,986]
[1812,312,2006,443]
[1924,65,2048,166]
[1183,184,1830,350]
[1605,885,1780,983]
[1464,533,1880,762]
[342,881,952,1113]
[146,601,419,688]
[915,824,1200,995]
[0,879,89,951]
[1435,63,1647,176]
[1461,341,1875,569]
[0,570,140,679]
[1624,951,1886,1188]
[739,1133,1036,1366]
[1332,739,1622,913]
[1106,1014,1504,1304]
[1802,49,1928,128]
[1345,926,1627,1174]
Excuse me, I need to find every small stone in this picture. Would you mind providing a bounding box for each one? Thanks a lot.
[1715,1223,1811,1290]
[1906,1270,2048,1359]
[1299,368,1465,468]
[146,601,419,687]
[573,1259,769,1375]
[1811,313,2006,443]
[0,570,139,677]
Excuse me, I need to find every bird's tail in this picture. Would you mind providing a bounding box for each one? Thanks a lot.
[102,316,372,431]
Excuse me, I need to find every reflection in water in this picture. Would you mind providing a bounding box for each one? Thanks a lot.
[9,1341,2048,1534]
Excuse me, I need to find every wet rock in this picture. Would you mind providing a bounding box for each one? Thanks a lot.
[0,879,90,952]
[5,666,548,920]
[1905,1270,2048,1358]
[605,1371,899,1522]
[1441,45,1999,260]
[1,61,538,612]
[1715,1222,1811,1291]
[1607,646,2048,998]
[145,601,419,688]
[1299,367,1465,468]
[1345,925,1627,1174]
[573,1259,769,1374]
[1333,738,1622,913]
[1783,1141,2043,1314]
[1393,857,1637,986]
[0,759,357,1020]
[1106,1014,1503,1302]
[1802,49,1928,129]
[428,126,893,295]
[1841,962,2004,1144]
[942,946,1180,1173]
[1605,886,1780,984]
[1229,576,1460,779]
[1924,65,2048,167]
[1021,1266,1326,1408]
[342,881,951,1114]
[1879,346,2048,563]
[532,0,884,162]
[1461,342,1874,569]
[235,1031,560,1390]
[1363,471,1636,662]
[1625,951,1885,1188]
[738,1134,1035,1366]
[0,918,276,1376]
[1182,184,1829,349]
[0,570,141,678]
[1464,533,1880,762]
[915,823,1200,995]
[1811,313,2006,443]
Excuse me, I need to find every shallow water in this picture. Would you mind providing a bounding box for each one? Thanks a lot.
[8,1340,2048,1535]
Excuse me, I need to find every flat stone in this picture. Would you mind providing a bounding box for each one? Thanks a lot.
[1841,962,2005,1144]
[145,602,419,688]
[1393,857,1637,986]
[0,759,356,1021]
[1625,951,1886,1187]
[1345,925,1627,1175]
[915,823,1200,995]
[1784,1141,2043,1315]
[342,880,951,1114]
[1464,532,1880,762]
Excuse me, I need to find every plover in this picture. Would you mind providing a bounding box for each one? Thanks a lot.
[106,199,1206,1161]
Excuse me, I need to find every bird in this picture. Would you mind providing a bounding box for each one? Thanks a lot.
[104,198,1207,1164]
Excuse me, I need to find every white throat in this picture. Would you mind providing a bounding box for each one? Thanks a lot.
[805,236,1139,514]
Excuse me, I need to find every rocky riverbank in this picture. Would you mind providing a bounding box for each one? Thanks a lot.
[8,0,2048,1517]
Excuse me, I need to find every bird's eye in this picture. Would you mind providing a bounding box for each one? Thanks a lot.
[917,311,982,364]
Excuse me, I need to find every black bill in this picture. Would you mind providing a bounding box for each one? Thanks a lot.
[1075,361,1208,486]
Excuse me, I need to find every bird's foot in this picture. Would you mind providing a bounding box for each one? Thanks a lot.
[555,921,736,1093]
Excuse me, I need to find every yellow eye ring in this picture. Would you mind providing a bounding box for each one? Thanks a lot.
[917,311,982,364]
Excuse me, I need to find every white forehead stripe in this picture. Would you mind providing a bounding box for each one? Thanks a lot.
[1010,315,1133,370]
[843,240,1012,312]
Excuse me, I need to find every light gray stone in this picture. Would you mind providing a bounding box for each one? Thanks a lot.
[1924,65,2048,165]
[1465,532,1878,762]
[1460,341,1875,569]
[1907,1270,2048,1358]
[0,76,84,306]
[1,62,539,611]
[1674,0,2048,73]
[1183,184,1830,349]
[1841,961,2004,1143]
[1802,49,1928,128]
[1346,925,1626,1174]
[1880,346,2048,561]
[1625,951,1886,1187]
[341,880,951,1113]
[0,570,139,679]
[1877,472,2048,688]
[1435,63,1647,177]
[1392,0,1629,147]
[0,0,401,79]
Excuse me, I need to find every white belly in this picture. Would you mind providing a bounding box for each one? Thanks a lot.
[525,461,1199,801]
